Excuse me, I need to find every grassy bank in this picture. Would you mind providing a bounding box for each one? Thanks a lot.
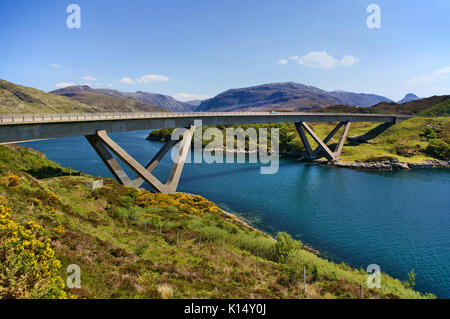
[149,117,450,163]
[0,144,433,299]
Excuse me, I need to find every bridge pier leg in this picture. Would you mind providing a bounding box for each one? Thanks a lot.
[85,126,195,193]
[294,121,351,161]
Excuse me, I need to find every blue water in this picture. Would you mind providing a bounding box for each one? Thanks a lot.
[21,130,450,298]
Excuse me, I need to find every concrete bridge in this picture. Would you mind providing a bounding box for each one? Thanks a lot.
[0,112,411,193]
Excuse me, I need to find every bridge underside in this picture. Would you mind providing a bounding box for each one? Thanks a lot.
[83,120,395,193]
[294,121,351,161]
[85,126,194,193]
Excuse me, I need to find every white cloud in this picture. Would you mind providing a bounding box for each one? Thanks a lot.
[290,51,338,68]
[83,75,96,81]
[173,93,211,102]
[340,55,359,66]
[55,82,75,88]
[120,77,136,84]
[136,74,170,83]
[407,66,450,86]
[277,59,289,65]
[285,51,358,69]
[108,83,114,87]
[121,74,170,84]
[50,64,62,68]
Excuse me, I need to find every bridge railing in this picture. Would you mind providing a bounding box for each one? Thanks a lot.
[0,111,407,124]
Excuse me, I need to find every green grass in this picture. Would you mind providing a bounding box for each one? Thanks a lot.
[150,117,450,163]
[0,79,95,114]
[0,143,433,299]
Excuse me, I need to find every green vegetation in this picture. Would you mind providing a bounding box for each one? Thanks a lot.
[0,79,164,114]
[419,99,450,116]
[0,79,95,114]
[149,117,450,162]
[0,144,433,299]
[52,90,165,113]
[317,95,450,116]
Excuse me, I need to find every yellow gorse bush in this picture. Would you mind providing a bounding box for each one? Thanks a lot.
[0,175,21,188]
[0,197,71,299]
[53,225,65,235]
[135,192,222,216]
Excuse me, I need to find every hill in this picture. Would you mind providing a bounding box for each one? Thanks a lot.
[398,93,420,104]
[197,82,392,112]
[0,144,430,299]
[315,95,450,116]
[50,86,165,113]
[56,87,196,112]
[0,79,96,114]
[370,95,450,115]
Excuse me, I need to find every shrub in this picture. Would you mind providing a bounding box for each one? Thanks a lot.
[0,175,21,188]
[270,232,302,263]
[237,234,274,259]
[157,284,174,299]
[133,242,149,257]
[0,198,71,299]
[420,127,437,141]
[198,226,228,242]
[426,139,450,160]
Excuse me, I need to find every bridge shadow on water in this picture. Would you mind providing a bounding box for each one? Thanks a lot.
[180,160,301,183]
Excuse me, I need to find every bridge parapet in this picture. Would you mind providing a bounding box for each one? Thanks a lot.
[0,112,411,125]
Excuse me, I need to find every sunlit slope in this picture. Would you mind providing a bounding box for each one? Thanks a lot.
[0,144,432,299]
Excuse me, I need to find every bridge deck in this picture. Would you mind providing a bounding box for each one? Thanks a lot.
[0,112,411,144]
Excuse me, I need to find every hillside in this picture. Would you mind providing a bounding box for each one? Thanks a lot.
[0,79,96,114]
[53,86,196,112]
[0,144,430,299]
[197,82,392,112]
[315,95,450,116]
[370,95,450,115]
[50,86,165,113]
[398,93,420,104]
[149,117,450,165]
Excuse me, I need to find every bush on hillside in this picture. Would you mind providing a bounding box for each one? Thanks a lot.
[0,197,71,299]
[270,232,302,263]
[426,139,450,160]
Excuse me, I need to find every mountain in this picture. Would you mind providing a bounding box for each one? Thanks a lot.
[184,100,202,108]
[329,90,393,108]
[197,82,392,112]
[398,93,420,104]
[76,88,196,112]
[370,95,450,115]
[316,95,450,116]
[50,86,165,113]
[0,79,96,114]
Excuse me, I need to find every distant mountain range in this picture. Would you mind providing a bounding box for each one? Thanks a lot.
[1,78,447,115]
[398,93,420,104]
[0,80,98,114]
[50,86,190,112]
[315,95,450,116]
[50,86,165,113]
[197,82,393,112]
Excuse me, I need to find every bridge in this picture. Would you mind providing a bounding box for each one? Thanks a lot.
[0,112,411,193]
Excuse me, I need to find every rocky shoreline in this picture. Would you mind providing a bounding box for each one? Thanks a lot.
[147,137,449,170]
[316,158,450,170]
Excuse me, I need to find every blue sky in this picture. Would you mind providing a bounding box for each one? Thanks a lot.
[1,0,449,101]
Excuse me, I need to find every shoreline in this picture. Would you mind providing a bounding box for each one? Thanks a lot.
[220,208,321,256]
[147,137,450,170]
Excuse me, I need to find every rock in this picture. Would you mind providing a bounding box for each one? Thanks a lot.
[392,162,409,169]
[408,163,434,169]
